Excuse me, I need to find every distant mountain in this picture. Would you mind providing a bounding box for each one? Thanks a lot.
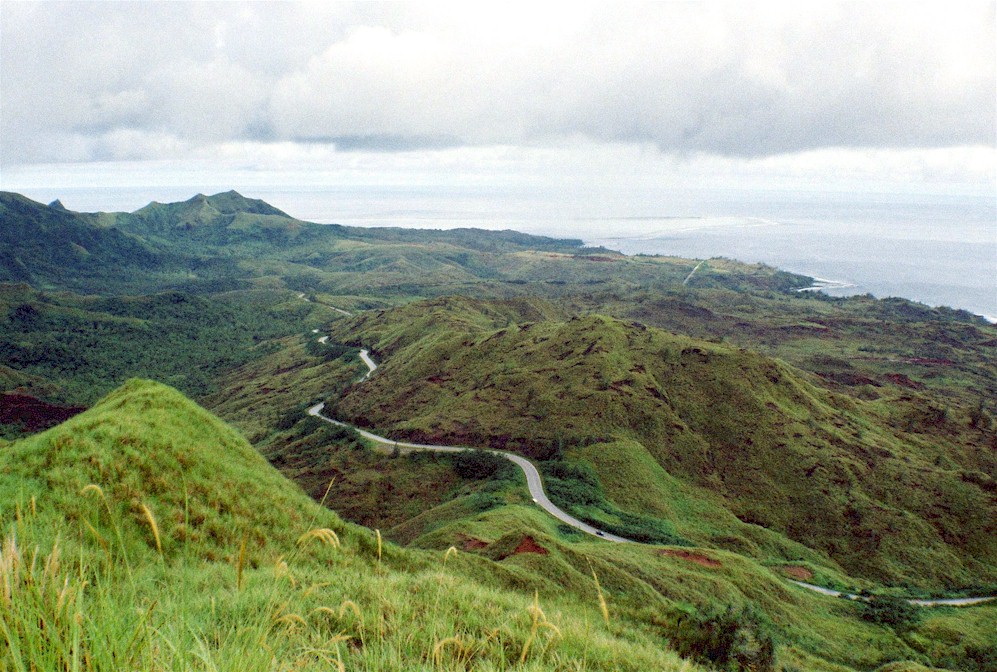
[0,190,592,296]
[0,191,162,292]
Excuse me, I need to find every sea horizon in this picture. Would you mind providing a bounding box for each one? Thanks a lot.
[8,184,996,322]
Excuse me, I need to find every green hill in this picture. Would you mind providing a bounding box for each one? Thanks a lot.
[0,192,163,292]
[4,380,993,671]
[1,379,715,671]
[325,298,997,588]
[0,283,337,409]
[3,191,995,670]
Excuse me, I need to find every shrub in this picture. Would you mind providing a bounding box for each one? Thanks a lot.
[670,604,778,672]
[860,596,921,634]
[452,449,514,480]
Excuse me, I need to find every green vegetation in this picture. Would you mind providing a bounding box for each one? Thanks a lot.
[860,596,923,634]
[540,459,690,545]
[453,449,518,481]
[0,380,703,671]
[327,299,997,588]
[2,190,995,670]
[670,603,778,672]
[0,284,335,409]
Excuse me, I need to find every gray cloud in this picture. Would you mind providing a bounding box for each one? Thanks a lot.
[1,2,993,166]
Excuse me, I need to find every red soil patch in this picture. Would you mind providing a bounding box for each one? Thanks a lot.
[780,565,814,581]
[512,536,548,556]
[0,393,85,433]
[658,549,721,568]
[905,357,954,366]
[461,537,489,551]
[884,373,924,390]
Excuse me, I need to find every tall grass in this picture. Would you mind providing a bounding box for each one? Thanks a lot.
[2,476,693,671]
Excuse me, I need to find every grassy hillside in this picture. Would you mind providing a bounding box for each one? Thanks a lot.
[4,380,993,672]
[0,192,166,293]
[3,191,814,303]
[4,190,996,669]
[325,298,997,589]
[0,379,713,671]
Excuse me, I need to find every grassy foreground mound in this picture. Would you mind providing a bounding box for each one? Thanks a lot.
[0,379,703,671]
[328,298,997,589]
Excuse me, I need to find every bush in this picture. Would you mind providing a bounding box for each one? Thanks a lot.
[670,604,778,672]
[452,449,514,480]
[860,596,921,634]
[545,477,604,507]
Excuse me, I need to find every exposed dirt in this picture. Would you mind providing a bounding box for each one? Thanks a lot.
[512,536,548,556]
[658,549,721,568]
[780,565,815,581]
[0,393,85,433]
[461,536,489,551]
[885,373,924,390]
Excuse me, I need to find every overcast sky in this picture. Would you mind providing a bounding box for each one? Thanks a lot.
[1,1,994,201]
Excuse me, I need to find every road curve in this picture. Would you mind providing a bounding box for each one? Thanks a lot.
[307,346,630,543]
[308,401,631,544]
[307,339,996,604]
[788,580,995,607]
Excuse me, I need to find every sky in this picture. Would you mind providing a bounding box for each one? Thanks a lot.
[1,1,995,207]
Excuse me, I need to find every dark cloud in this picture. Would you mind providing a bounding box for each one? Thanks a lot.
[1,2,993,166]
[294,134,463,152]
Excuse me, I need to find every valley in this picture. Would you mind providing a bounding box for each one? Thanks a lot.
[1,190,995,671]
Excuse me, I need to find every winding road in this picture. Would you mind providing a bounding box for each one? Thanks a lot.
[306,349,631,544]
[304,329,995,607]
[682,260,706,286]
[787,581,996,608]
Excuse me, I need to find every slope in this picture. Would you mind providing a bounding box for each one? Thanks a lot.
[0,192,164,293]
[325,298,997,589]
[0,379,710,671]
[0,283,337,410]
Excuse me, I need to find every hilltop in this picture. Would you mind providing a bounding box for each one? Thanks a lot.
[2,191,995,670]
[1,379,712,671]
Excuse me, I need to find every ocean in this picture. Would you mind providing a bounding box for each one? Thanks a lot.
[16,185,997,321]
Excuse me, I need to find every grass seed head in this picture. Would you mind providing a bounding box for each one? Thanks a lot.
[139,502,163,556]
[297,528,340,549]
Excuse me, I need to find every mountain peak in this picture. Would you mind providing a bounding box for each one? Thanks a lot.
[135,191,291,220]
[197,190,291,218]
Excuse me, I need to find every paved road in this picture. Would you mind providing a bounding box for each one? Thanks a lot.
[682,260,706,286]
[307,401,631,544]
[307,346,630,543]
[357,349,377,381]
[307,339,996,604]
[788,580,995,607]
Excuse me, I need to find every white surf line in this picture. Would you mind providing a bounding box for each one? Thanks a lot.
[788,581,996,607]
[683,260,706,286]
[796,277,856,293]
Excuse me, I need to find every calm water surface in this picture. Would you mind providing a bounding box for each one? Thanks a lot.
[21,185,997,321]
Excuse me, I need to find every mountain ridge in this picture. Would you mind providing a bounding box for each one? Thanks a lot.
[2,189,995,670]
